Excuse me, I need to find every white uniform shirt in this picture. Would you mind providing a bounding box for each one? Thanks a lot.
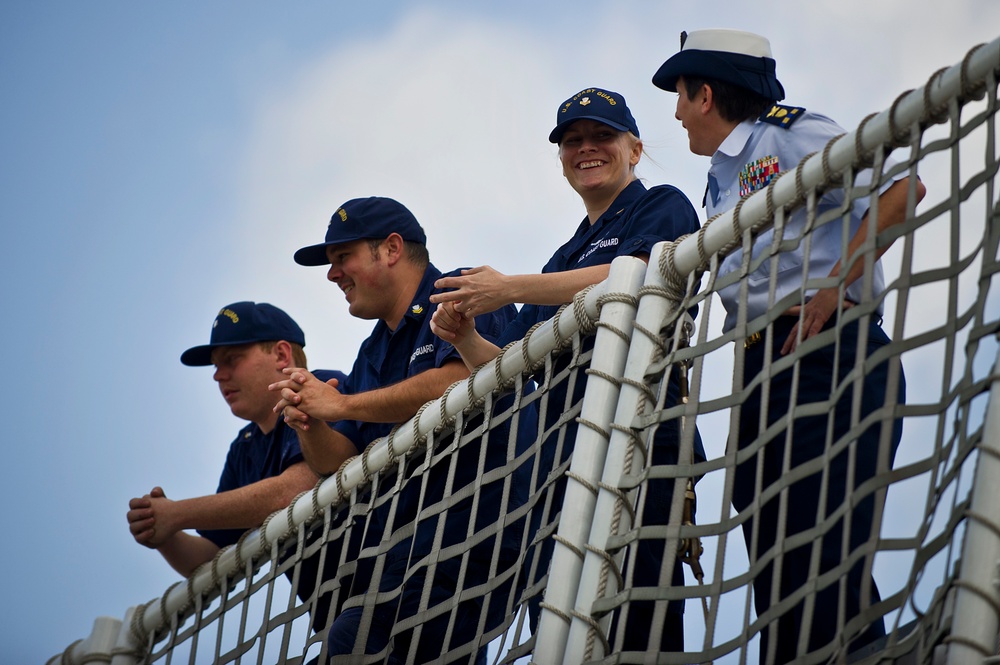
[708,109,901,332]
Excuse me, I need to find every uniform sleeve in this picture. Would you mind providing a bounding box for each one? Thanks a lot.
[201,469,240,546]
[474,303,518,344]
[498,304,543,348]
[313,369,350,389]
[199,432,252,548]
[214,434,246,494]
[331,362,364,450]
[775,113,845,168]
[278,424,306,469]
[332,419,363,451]
[310,370,354,447]
[786,113,904,220]
[615,185,701,259]
[429,333,461,370]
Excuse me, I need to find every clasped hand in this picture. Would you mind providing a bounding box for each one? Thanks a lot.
[268,368,342,430]
[127,486,175,548]
[429,300,478,345]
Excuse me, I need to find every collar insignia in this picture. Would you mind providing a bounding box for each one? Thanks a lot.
[411,304,424,315]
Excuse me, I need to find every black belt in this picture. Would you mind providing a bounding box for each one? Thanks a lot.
[742,307,872,350]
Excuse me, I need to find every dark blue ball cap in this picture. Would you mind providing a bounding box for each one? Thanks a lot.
[180,301,306,366]
[293,196,427,267]
[548,87,640,144]
[652,29,785,101]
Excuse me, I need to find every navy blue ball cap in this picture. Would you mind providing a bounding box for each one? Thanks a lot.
[652,29,785,101]
[548,87,640,144]
[180,301,306,366]
[293,196,427,267]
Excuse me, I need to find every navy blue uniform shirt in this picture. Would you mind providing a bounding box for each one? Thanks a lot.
[500,180,699,345]
[333,263,515,451]
[499,181,704,635]
[199,368,348,548]
[494,180,705,465]
[332,263,519,567]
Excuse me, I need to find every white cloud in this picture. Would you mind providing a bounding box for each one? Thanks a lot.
[229,10,611,369]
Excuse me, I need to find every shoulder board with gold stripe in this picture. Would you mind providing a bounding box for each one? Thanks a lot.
[759,103,806,128]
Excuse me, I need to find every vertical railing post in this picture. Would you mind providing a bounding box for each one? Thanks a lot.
[563,242,688,662]
[110,606,141,665]
[60,616,125,665]
[533,256,646,664]
[948,342,1000,663]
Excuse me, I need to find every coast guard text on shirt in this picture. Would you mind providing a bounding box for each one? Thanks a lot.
[577,236,619,264]
[410,343,435,366]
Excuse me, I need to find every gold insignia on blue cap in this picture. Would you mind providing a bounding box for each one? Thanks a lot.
[411,304,424,315]
[329,208,348,227]
[580,97,591,106]
[220,308,239,324]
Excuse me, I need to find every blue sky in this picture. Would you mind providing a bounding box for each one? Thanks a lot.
[2,2,998,661]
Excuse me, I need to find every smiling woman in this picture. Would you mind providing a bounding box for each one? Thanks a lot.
[426,86,706,653]
[558,119,642,214]
[429,85,701,361]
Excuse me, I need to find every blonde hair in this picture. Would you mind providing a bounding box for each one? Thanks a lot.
[624,131,644,175]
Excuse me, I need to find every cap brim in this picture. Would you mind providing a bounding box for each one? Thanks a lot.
[652,50,784,100]
[181,335,294,366]
[652,50,733,91]
[548,117,633,144]
[180,344,214,366]
[293,242,337,266]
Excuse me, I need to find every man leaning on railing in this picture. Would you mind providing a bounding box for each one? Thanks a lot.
[126,301,345,581]
[269,196,521,664]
